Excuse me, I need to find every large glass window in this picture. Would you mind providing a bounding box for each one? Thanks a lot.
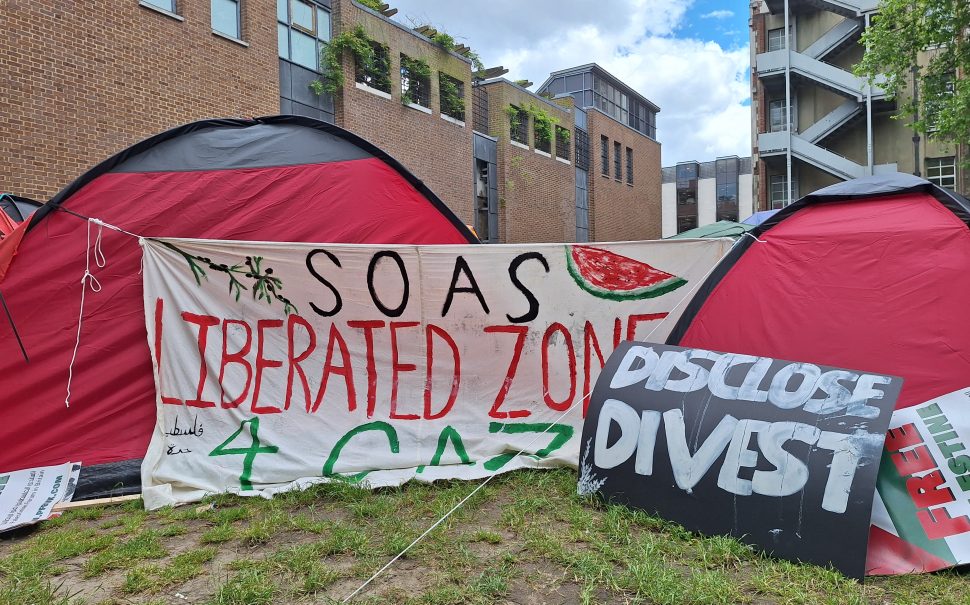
[715,157,739,221]
[278,0,331,71]
[926,157,956,189]
[676,163,699,233]
[212,0,240,39]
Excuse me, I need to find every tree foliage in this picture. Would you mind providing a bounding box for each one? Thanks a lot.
[856,0,969,158]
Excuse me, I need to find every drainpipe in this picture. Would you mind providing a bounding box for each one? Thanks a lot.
[911,63,921,176]
[865,13,874,176]
[784,0,792,206]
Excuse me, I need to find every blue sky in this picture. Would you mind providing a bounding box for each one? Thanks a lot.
[389,0,753,165]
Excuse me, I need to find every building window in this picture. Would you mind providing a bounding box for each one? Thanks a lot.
[600,136,609,175]
[356,41,391,93]
[555,126,571,160]
[400,54,431,108]
[439,74,465,121]
[212,0,241,39]
[769,174,798,209]
[925,73,955,134]
[613,141,622,179]
[767,28,787,52]
[509,105,529,145]
[926,157,956,190]
[574,127,590,171]
[676,162,699,234]
[278,0,330,70]
[715,157,739,221]
[472,86,489,133]
[768,99,789,133]
[143,0,177,12]
[535,119,552,154]
[625,147,633,184]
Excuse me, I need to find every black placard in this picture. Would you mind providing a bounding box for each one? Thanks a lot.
[578,342,902,579]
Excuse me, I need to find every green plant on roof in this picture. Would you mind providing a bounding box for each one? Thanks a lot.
[312,25,383,96]
[356,0,384,12]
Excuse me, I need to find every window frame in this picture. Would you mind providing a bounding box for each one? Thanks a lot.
[613,141,622,180]
[278,0,331,71]
[555,125,571,160]
[355,40,392,93]
[625,147,633,184]
[400,53,431,108]
[142,0,178,14]
[509,105,529,145]
[926,156,956,189]
[211,0,242,40]
[600,135,609,176]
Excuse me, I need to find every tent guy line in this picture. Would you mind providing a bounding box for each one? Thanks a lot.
[342,400,582,604]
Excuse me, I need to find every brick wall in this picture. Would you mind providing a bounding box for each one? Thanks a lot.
[331,1,475,224]
[1,0,279,201]
[479,80,576,243]
[585,109,661,241]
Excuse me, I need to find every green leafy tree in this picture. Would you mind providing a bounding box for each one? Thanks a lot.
[856,0,969,163]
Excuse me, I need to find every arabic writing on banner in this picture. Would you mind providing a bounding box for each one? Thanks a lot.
[870,387,970,574]
[579,342,902,579]
[139,238,731,509]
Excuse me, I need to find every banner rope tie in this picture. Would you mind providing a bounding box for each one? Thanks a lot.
[65,218,108,408]
[342,402,580,603]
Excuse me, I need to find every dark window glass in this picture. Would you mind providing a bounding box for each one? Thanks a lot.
[355,41,391,93]
[401,54,431,108]
[555,126,570,160]
[613,141,621,179]
[574,127,589,171]
[625,147,633,184]
[600,135,609,175]
[510,105,529,144]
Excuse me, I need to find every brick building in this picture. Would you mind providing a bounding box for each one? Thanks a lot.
[2,0,663,242]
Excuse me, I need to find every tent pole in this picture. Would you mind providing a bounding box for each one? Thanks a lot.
[784,0,793,207]
[0,289,28,363]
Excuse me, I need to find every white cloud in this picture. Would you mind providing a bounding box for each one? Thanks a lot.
[701,10,735,19]
[390,0,751,165]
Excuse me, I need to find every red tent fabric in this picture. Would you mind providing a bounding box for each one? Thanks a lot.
[665,173,970,575]
[0,116,477,497]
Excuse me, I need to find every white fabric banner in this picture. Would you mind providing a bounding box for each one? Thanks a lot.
[140,238,731,509]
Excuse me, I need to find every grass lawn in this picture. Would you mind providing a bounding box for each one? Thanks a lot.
[0,468,967,604]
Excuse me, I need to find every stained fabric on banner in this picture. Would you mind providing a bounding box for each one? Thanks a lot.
[139,237,731,509]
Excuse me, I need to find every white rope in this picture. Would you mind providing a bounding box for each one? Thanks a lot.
[65,219,107,408]
[342,402,580,603]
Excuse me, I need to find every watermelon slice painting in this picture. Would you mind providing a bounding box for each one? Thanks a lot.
[566,245,687,300]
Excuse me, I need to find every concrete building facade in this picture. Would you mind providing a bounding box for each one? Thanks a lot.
[660,157,754,237]
[749,0,967,209]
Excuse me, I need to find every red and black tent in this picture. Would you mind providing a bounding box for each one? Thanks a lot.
[665,172,970,574]
[0,116,477,498]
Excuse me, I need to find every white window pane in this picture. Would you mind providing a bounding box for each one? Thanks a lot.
[277,0,288,22]
[291,0,314,30]
[278,22,289,58]
[211,0,239,38]
[145,0,176,12]
[316,7,330,41]
[291,29,317,69]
